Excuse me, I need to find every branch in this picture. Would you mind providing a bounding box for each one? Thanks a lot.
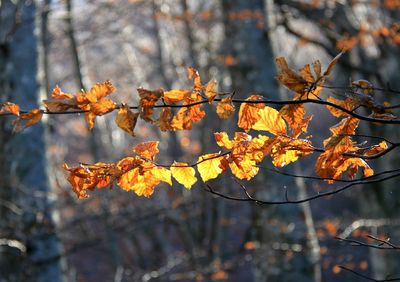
[204,171,400,205]
[339,266,400,282]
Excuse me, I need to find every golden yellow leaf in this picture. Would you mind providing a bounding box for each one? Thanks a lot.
[237,95,265,132]
[216,97,235,119]
[171,162,197,189]
[197,153,224,182]
[214,132,233,149]
[133,141,159,160]
[229,156,258,180]
[150,167,172,185]
[115,106,139,136]
[252,106,287,135]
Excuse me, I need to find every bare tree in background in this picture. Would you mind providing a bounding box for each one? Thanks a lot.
[0,0,64,281]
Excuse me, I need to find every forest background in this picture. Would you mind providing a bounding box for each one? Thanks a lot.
[1,0,400,281]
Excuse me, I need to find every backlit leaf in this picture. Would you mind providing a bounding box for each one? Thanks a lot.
[188,67,202,91]
[216,97,235,119]
[237,95,265,132]
[85,80,116,103]
[171,162,197,189]
[163,89,190,104]
[115,106,139,136]
[133,141,159,160]
[0,102,20,116]
[90,98,117,115]
[197,153,224,182]
[252,106,287,135]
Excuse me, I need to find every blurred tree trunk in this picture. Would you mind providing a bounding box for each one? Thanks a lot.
[0,1,64,281]
[220,0,314,280]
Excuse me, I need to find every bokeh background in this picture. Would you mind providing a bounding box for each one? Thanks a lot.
[1,0,400,281]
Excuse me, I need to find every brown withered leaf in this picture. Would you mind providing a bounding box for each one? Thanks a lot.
[12,108,43,133]
[324,52,343,76]
[275,57,308,93]
[156,107,174,131]
[138,88,163,121]
[115,106,139,136]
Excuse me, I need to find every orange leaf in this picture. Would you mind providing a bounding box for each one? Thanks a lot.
[12,108,43,133]
[85,112,96,130]
[85,80,116,103]
[204,79,217,102]
[252,106,287,135]
[115,106,139,136]
[280,104,312,137]
[133,141,159,160]
[0,102,20,116]
[197,153,224,182]
[188,67,202,91]
[237,95,265,132]
[163,89,190,104]
[171,93,205,130]
[216,97,235,119]
[326,96,357,118]
[171,162,197,189]
[90,98,117,115]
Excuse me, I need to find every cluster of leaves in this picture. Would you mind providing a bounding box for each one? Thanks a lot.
[0,53,395,199]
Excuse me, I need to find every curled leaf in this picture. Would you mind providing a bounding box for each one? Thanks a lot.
[115,106,139,136]
[216,97,235,119]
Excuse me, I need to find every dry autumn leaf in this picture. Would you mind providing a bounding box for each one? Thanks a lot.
[0,102,20,116]
[216,97,235,119]
[12,108,43,133]
[133,141,160,160]
[115,106,139,136]
[237,95,265,131]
